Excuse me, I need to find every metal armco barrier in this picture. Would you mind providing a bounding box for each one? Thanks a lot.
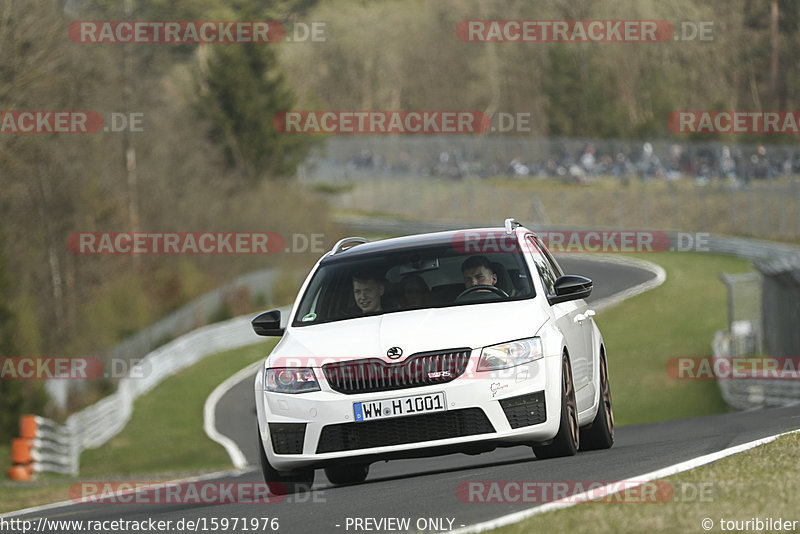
[7,415,77,480]
[6,314,268,478]
[45,268,278,411]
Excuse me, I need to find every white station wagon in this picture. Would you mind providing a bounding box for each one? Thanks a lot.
[253,219,614,494]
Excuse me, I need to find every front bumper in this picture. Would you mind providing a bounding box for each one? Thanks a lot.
[255,353,563,471]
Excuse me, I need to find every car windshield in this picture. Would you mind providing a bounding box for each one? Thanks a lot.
[292,239,535,326]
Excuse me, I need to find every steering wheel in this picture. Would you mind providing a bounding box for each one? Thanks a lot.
[456,284,509,301]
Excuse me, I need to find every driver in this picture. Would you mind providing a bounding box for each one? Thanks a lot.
[461,255,497,289]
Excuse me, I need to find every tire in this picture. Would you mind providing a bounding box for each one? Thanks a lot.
[257,429,315,495]
[533,352,579,459]
[324,463,370,486]
[580,352,615,451]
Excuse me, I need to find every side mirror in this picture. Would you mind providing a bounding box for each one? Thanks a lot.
[549,275,593,305]
[252,309,284,337]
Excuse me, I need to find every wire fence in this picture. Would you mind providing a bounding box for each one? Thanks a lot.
[714,266,800,410]
[326,177,800,242]
[302,136,800,242]
[719,272,763,343]
[302,136,800,185]
[756,256,800,362]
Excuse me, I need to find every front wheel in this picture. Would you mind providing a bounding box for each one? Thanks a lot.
[580,352,614,450]
[533,352,579,459]
[258,429,315,495]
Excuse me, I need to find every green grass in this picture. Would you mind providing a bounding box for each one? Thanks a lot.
[0,339,276,513]
[0,474,81,514]
[596,252,752,425]
[494,432,800,534]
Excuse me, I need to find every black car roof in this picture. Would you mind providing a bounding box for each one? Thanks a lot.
[320,227,522,264]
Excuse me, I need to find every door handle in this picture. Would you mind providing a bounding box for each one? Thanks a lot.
[573,314,586,323]
[585,309,596,318]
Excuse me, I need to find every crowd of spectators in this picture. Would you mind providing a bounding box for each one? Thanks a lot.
[342,142,800,186]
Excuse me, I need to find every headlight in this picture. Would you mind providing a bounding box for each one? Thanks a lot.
[478,337,544,371]
[264,367,320,394]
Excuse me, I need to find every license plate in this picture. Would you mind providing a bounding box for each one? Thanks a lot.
[353,392,446,422]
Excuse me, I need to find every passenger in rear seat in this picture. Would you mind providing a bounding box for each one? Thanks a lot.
[400,274,432,309]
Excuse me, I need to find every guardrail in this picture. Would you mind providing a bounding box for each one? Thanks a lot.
[8,268,277,478]
[712,326,800,410]
[8,415,78,480]
[45,269,278,411]
[8,266,287,479]
[7,314,269,479]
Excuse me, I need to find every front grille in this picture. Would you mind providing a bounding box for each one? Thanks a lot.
[269,423,306,454]
[499,391,547,429]
[316,408,495,453]
[322,348,472,394]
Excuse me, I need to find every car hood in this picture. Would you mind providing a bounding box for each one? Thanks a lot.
[271,299,547,366]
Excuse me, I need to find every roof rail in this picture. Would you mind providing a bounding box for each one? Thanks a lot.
[330,237,368,255]
[504,218,522,234]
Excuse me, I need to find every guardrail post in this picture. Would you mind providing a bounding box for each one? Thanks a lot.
[6,415,37,480]
[7,414,81,479]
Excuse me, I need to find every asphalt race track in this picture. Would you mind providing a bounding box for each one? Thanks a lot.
[10,257,800,533]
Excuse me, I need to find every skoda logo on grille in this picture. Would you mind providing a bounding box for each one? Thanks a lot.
[386,346,403,360]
